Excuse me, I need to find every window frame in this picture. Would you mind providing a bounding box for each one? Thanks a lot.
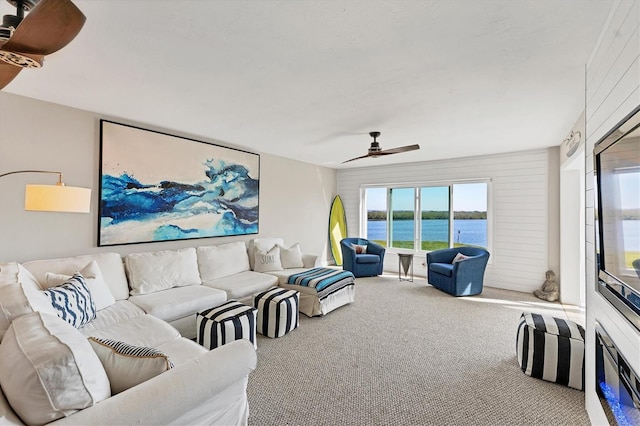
[360,179,492,255]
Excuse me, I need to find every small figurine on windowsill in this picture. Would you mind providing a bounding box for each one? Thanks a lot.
[534,270,559,302]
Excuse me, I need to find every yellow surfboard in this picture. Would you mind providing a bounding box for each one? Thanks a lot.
[329,195,347,266]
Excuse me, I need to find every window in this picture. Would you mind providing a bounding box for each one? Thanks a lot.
[365,187,387,247]
[453,183,488,248]
[390,188,415,250]
[363,181,489,252]
[420,186,450,251]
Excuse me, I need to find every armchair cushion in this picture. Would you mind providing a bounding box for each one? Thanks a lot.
[355,254,380,264]
[430,263,453,277]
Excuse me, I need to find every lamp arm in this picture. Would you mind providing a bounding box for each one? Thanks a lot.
[0,170,64,185]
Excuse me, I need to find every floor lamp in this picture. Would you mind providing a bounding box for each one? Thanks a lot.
[0,170,91,213]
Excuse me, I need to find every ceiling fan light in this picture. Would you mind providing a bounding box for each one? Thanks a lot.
[0,27,12,41]
[7,0,39,11]
[0,50,41,67]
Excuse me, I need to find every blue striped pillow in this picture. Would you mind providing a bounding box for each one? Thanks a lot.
[44,273,96,328]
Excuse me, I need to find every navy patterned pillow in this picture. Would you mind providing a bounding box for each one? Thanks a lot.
[44,273,96,328]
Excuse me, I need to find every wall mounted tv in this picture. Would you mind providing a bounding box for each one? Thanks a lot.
[594,105,640,332]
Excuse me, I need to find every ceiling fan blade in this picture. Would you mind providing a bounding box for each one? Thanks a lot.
[2,0,86,56]
[342,153,374,164]
[0,62,23,89]
[378,144,420,155]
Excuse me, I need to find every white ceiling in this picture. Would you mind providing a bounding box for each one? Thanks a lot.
[1,0,614,169]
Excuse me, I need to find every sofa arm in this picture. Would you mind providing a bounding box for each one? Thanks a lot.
[51,340,257,426]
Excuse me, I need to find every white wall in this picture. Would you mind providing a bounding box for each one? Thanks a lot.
[584,0,640,424]
[0,92,336,263]
[336,148,560,294]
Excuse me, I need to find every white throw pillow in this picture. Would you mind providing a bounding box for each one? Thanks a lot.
[0,312,110,425]
[0,262,57,340]
[43,273,97,328]
[248,238,284,270]
[278,243,304,269]
[45,260,116,311]
[125,248,201,295]
[351,244,367,254]
[452,253,470,263]
[253,245,283,272]
[197,242,250,281]
[88,337,174,394]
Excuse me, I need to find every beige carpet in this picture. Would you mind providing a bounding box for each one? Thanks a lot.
[247,274,589,425]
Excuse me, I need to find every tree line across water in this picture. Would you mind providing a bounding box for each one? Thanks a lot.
[367,210,487,220]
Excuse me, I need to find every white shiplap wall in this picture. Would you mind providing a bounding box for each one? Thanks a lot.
[337,148,558,293]
[584,1,640,424]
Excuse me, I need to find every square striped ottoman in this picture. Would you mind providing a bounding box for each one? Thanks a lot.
[254,287,300,338]
[516,312,585,390]
[197,301,257,350]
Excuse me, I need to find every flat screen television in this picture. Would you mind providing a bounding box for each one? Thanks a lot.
[594,105,640,332]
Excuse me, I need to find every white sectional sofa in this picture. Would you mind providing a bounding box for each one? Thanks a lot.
[0,238,322,425]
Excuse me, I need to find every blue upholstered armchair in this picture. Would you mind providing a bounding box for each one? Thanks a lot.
[426,247,490,296]
[340,238,386,277]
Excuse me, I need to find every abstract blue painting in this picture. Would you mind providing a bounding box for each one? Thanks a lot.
[98,120,259,246]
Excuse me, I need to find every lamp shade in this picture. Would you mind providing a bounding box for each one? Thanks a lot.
[24,184,91,213]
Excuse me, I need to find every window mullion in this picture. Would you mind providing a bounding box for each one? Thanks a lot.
[449,185,454,248]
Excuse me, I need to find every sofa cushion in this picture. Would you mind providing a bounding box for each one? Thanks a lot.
[88,337,174,395]
[125,248,201,295]
[80,314,181,348]
[197,242,250,281]
[0,390,21,425]
[0,312,110,425]
[253,245,283,273]
[355,254,380,264]
[0,262,57,341]
[43,273,97,328]
[23,252,130,301]
[79,300,145,335]
[203,271,278,300]
[430,262,454,277]
[45,260,116,311]
[263,268,307,286]
[279,243,304,269]
[128,285,227,323]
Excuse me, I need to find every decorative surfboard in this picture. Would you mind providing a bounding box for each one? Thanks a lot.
[329,195,348,266]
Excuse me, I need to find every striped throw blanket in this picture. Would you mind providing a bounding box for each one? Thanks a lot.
[287,268,355,300]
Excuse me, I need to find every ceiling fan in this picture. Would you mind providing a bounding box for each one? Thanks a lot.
[0,0,85,90]
[343,131,420,163]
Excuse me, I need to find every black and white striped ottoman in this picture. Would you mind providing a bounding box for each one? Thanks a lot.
[254,287,300,338]
[196,301,257,350]
[516,312,585,390]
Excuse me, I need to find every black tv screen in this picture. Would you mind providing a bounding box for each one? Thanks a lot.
[594,105,640,331]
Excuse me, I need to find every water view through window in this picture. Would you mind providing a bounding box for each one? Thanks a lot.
[365,183,488,251]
